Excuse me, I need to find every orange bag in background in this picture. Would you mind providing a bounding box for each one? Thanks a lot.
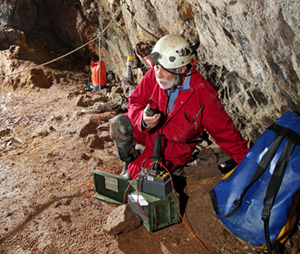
[91,61,107,90]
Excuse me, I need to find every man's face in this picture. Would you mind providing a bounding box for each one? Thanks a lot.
[154,65,175,90]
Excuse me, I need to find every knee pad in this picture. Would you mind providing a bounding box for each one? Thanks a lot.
[109,114,133,142]
[109,114,137,162]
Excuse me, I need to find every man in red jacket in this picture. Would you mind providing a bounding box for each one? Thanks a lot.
[110,34,249,179]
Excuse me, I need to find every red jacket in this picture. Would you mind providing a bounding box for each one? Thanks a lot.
[125,67,249,178]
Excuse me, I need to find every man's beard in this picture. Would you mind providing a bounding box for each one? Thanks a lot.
[156,75,182,90]
[156,77,175,90]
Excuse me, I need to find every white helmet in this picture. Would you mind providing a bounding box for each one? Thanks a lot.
[144,34,193,69]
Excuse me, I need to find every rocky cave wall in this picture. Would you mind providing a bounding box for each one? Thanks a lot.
[0,0,299,141]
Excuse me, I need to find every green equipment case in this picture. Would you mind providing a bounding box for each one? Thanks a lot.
[92,169,181,232]
[128,188,180,232]
[92,169,134,204]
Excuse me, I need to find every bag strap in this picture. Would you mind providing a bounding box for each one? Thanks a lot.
[269,122,300,146]
[261,138,296,254]
[209,132,285,217]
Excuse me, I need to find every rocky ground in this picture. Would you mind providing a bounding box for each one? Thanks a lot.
[0,68,299,254]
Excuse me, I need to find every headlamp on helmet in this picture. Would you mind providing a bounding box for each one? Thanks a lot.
[143,52,160,68]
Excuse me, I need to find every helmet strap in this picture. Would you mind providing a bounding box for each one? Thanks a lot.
[159,63,195,77]
[174,75,183,86]
[169,74,187,92]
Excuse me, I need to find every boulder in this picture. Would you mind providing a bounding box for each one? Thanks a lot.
[103,204,141,236]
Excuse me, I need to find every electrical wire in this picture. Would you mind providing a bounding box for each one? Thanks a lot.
[122,156,153,204]
[18,148,212,253]
[151,161,212,254]
[20,152,121,198]
[123,175,138,204]
[120,157,211,253]
[79,177,95,198]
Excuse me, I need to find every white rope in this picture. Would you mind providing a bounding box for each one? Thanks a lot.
[98,36,101,88]
[0,3,124,79]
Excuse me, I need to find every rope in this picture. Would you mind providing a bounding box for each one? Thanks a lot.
[0,3,124,79]
[98,36,101,88]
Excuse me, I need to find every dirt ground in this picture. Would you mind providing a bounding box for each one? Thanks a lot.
[0,69,299,254]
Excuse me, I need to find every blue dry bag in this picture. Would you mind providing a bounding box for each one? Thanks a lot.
[210,111,300,253]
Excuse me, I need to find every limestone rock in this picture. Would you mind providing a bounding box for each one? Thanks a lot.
[79,119,98,137]
[76,94,107,107]
[103,204,141,236]
[0,128,11,137]
[87,134,104,149]
[27,68,52,89]
[81,153,91,160]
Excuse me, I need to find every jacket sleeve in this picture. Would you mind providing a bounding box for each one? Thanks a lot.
[126,68,157,132]
[199,80,249,163]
